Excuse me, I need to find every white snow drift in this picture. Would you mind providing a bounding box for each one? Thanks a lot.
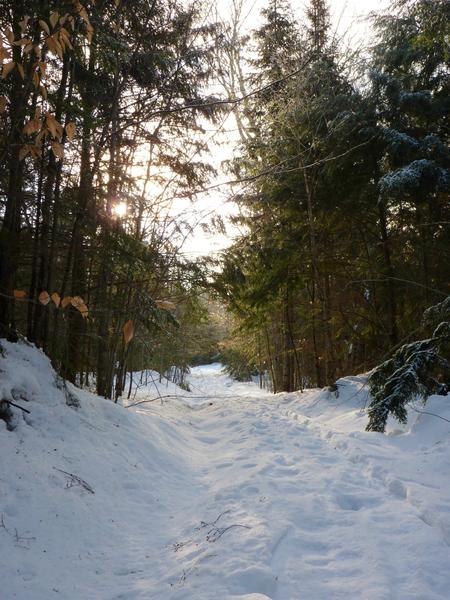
[1,341,450,600]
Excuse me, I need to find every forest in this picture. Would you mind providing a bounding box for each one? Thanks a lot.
[1,1,450,597]
[0,0,449,423]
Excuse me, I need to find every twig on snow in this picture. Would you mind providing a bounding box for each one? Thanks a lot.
[206,523,252,542]
[2,399,31,414]
[0,513,36,548]
[53,468,95,494]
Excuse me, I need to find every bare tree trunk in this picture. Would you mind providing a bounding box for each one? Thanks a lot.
[0,2,27,339]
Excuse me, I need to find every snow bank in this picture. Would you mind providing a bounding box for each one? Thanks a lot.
[1,343,450,599]
[0,341,199,599]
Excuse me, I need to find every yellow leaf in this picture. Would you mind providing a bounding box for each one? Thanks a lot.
[39,20,50,36]
[39,291,50,305]
[123,320,135,345]
[13,289,27,300]
[61,296,72,308]
[51,292,61,307]
[51,141,64,159]
[65,121,76,140]
[2,61,15,79]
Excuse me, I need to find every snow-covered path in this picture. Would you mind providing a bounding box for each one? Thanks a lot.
[141,367,450,600]
[2,348,450,600]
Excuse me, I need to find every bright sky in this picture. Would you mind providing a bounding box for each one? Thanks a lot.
[179,0,390,258]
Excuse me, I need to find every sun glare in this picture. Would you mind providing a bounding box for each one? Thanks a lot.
[112,202,127,218]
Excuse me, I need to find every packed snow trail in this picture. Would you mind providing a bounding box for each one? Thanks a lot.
[2,347,450,599]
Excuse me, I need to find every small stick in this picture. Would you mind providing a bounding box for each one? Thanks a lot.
[2,399,31,414]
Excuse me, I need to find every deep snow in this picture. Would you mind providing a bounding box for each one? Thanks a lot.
[1,341,450,600]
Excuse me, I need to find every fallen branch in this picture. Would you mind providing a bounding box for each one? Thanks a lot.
[2,399,31,414]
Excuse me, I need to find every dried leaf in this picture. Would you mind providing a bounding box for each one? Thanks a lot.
[5,28,14,44]
[61,296,72,308]
[39,290,50,305]
[23,118,40,135]
[0,96,6,113]
[77,302,89,318]
[13,289,27,300]
[49,12,59,29]
[29,145,41,160]
[39,20,50,36]
[53,38,63,59]
[0,47,11,62]
[51,141,64,159]
[71,296,84,307]
[79,6,90,25]
[19,16,30,34]
[45,36,56,54]
[39,85,47,100]
[2,61,15,79]
[12,37,31,46]
[45,113,58,137]
[51,292,61,307]
[123,320,135,345]
[59,28,73,50]
[35,130,45,147]
[19,144,31,161]
[65,121,76,140]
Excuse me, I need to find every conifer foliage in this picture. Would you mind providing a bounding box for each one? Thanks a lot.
[215,0,449,397]
[367,297,450,432]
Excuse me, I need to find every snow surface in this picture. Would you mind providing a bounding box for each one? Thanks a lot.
[1,341,450,599]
